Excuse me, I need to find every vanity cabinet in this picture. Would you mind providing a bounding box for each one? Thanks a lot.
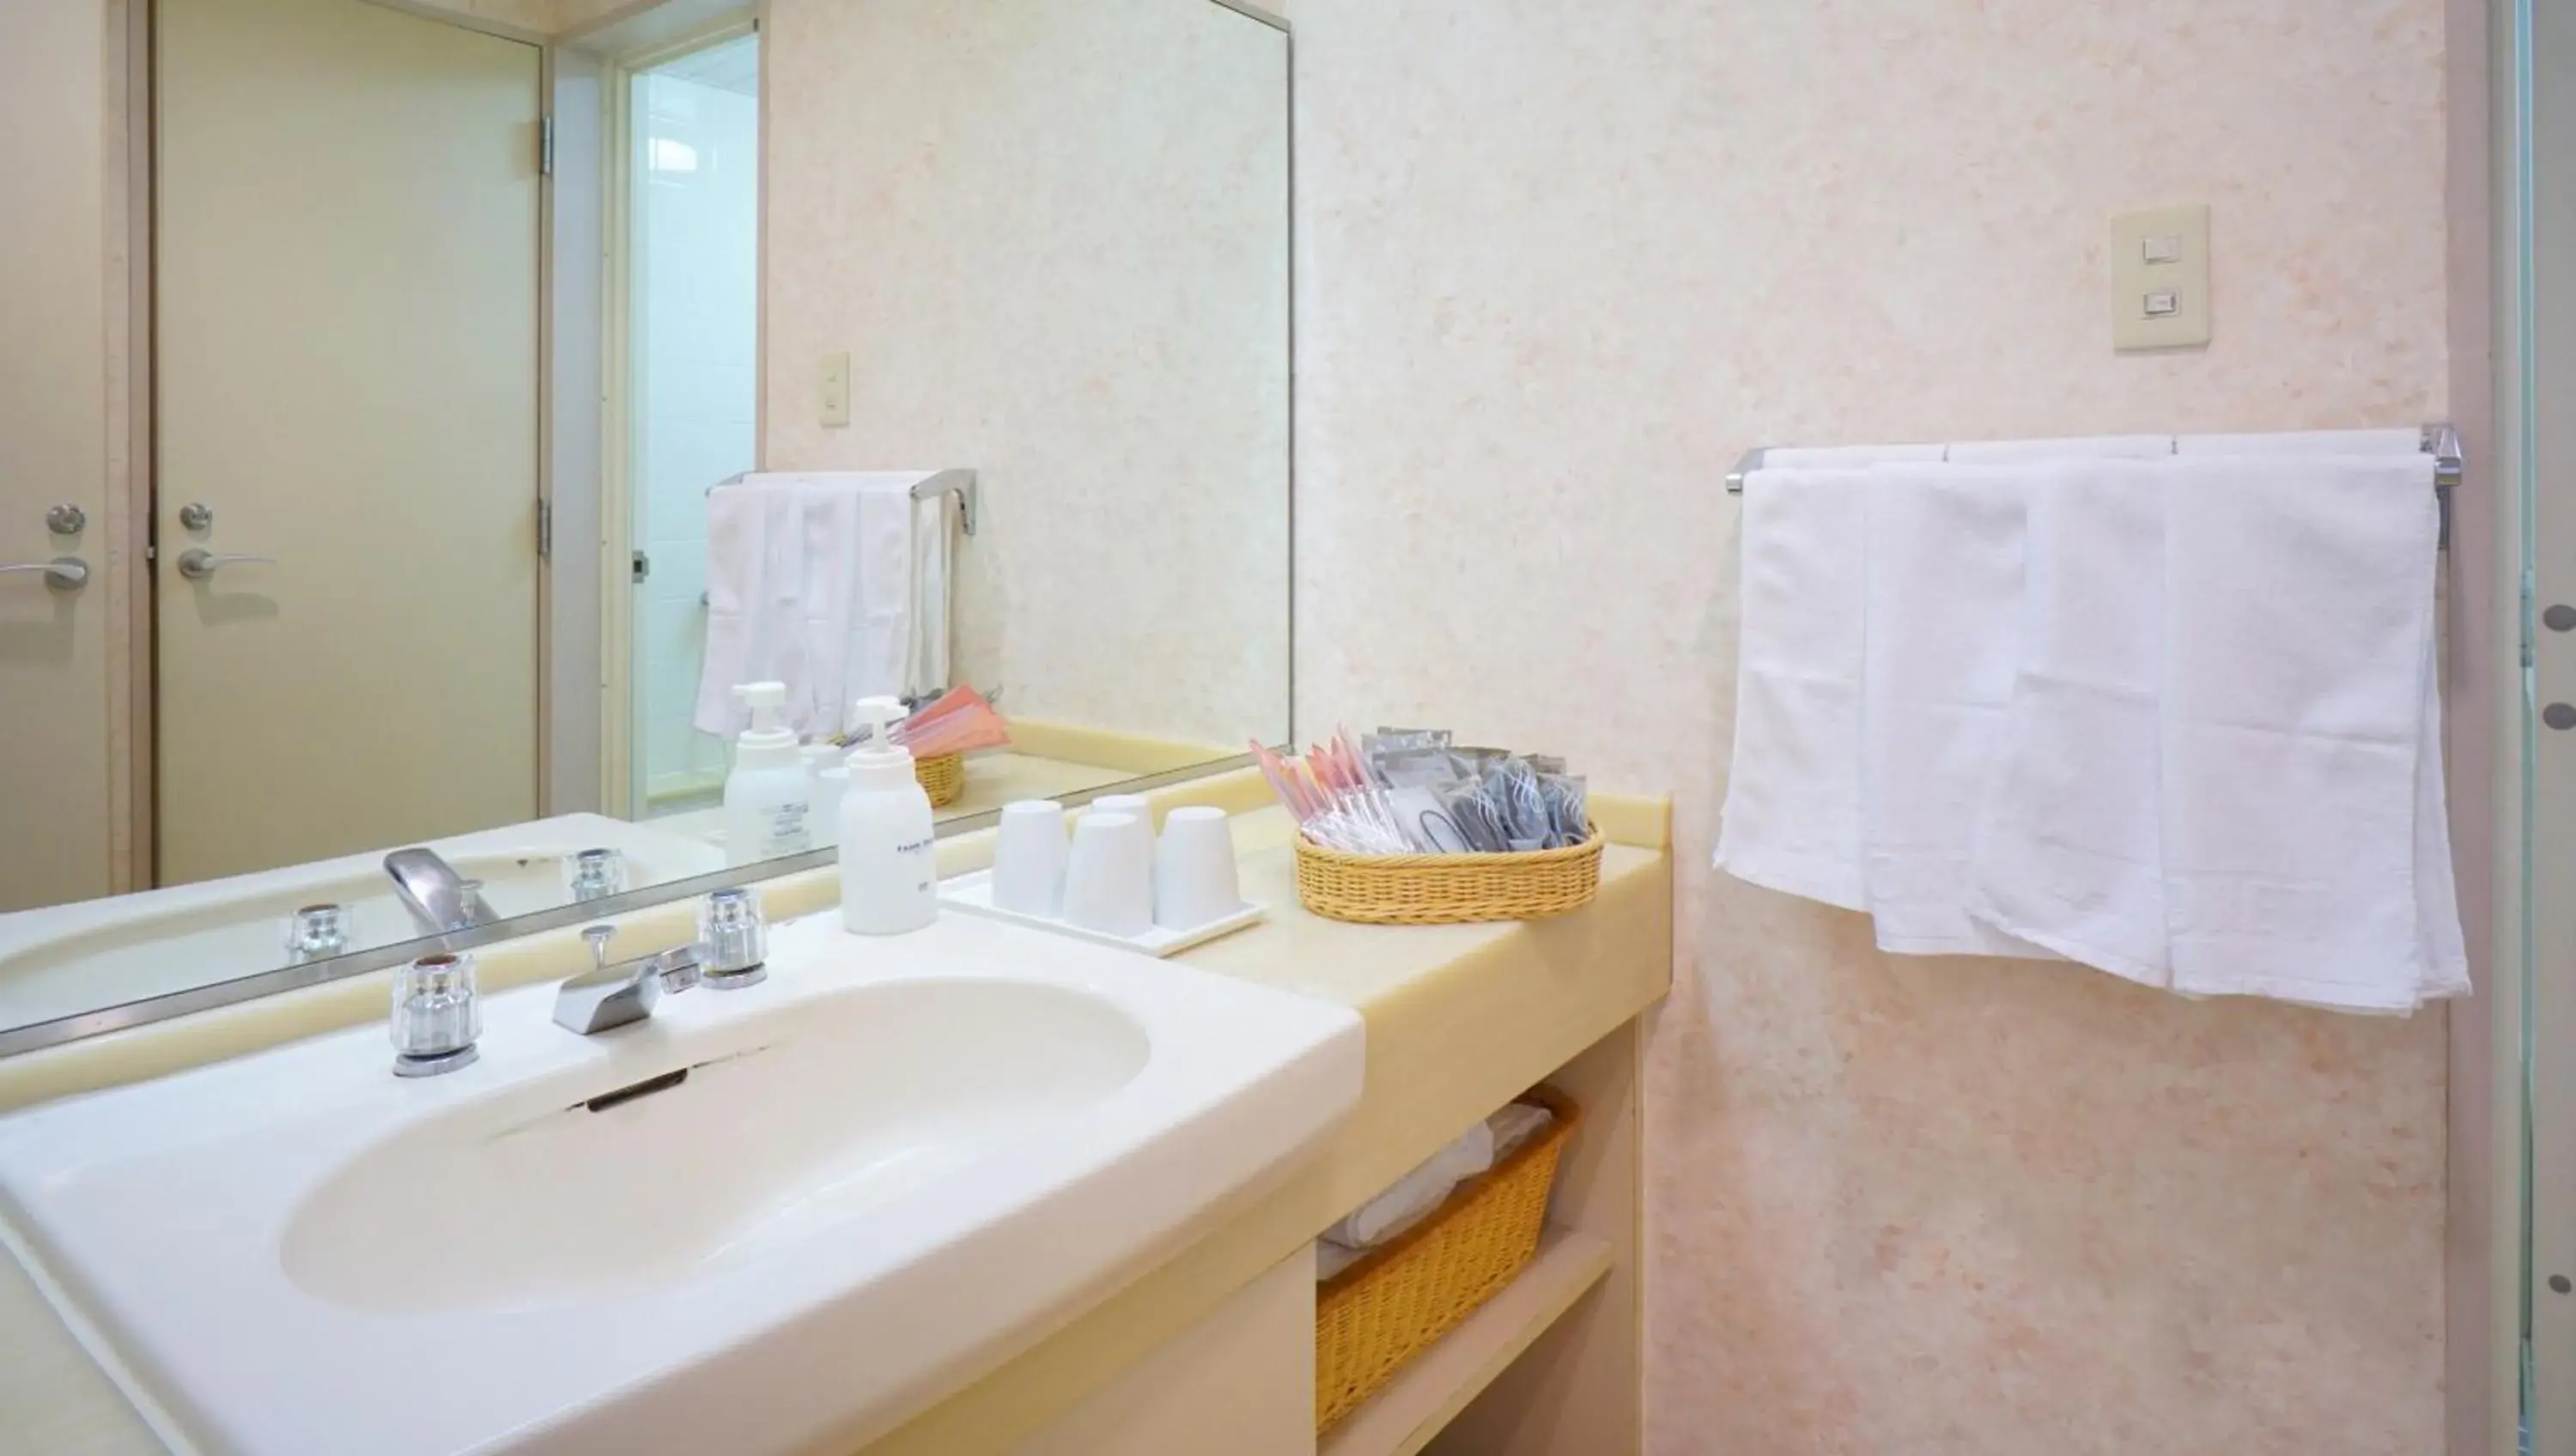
[1003,1015,1649,1456]
[1008,1250,1317,1456]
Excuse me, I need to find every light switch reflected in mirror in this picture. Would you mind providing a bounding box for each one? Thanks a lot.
[0,0,1289,1056]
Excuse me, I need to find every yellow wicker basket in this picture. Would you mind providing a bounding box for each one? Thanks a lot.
[914,751,965,808]
[1294,830,1602,925]
[1315,1084,1580,1434]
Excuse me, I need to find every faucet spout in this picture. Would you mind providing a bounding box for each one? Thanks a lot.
[554,925,702,1035]
[384,847,501,937]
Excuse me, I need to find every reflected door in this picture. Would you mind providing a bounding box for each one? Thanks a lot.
[0,3,116,912]
[155,0,542,885]
[627,37,762,817]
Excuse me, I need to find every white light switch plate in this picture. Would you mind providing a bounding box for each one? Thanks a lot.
[2111,204,2210,351]
[820,350,852,428]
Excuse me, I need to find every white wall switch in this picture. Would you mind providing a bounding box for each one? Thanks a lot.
[819,350,852,428]
[2111,203,2210,351]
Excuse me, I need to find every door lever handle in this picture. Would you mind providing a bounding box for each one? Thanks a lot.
[175,549,275,581]
[0,557,88,591]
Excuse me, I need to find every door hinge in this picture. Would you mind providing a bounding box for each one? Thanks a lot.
[2526,566,2540,670]
[539,115,556,177]
[536,498,553,560]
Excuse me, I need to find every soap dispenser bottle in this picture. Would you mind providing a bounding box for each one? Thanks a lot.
[722,681,813,866]
[838,695,938,934]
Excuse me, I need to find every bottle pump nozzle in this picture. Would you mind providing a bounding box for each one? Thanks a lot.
[850,695,908,753]
[733,681,790,737]
[846,695,916,792]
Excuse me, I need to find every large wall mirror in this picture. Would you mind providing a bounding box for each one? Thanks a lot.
[0,0,1290,1053]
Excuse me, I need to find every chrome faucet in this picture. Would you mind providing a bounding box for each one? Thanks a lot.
[553,892,770,1036]
[384,847,500,937]
[553,925,703,1034]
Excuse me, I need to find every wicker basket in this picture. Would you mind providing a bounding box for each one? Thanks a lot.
[1315,1084,1582,1434]
[914,751,965,808]
[1294,830,1603,925]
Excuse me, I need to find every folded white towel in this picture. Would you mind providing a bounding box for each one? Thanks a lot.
[696,479,807,738]
[1861,464,2053,958]
[793,483,861,737]
[2159,453,2467,1010]
[1965,460,2170,985]
[905,489,953,701]
[816,478,919,736]
[1947,434,2174,463]
[1714,467,1872,910]
[698,471,943,740]
[1322,1119,1495,1250]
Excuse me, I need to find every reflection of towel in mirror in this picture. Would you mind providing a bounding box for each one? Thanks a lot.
[696,472,952,740]
[696,478,806,737]
[906,486,952,704]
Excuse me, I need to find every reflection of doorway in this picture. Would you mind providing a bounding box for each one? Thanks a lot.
[619,32,761,820]
[154,0,543,884]
[0,3,118,912]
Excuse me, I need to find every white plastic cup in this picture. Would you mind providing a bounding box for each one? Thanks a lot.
[811,765,850,850]
[1082,796,1157,913]
[1154,805,1242,930]
[1086,793,1154,830]
[1062,811,1153,937]
[992,799,1070,917]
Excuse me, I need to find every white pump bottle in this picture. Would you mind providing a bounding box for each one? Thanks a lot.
[722,682,813,866]
[838,695,938,934]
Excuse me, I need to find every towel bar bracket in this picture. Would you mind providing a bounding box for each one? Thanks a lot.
[917,468,980,538]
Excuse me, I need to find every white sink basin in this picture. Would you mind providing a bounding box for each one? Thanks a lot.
[0,911,1364,1456]
[285,978,1151,1316]
[0,814,726,1028]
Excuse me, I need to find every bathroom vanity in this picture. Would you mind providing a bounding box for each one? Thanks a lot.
[0,1,1674,1447]
[0,780,1671,1456]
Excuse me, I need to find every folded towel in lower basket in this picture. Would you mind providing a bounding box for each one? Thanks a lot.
[1315,1101,1558,1281]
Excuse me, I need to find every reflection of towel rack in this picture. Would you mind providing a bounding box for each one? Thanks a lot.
[696,468,981,609]
[706,468,981,537]
[1723,423,2464,547]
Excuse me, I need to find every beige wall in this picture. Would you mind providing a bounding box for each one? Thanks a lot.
[1286,1,2458,1451]
[762,0,1291,749]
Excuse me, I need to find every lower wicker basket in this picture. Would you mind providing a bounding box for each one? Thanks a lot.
[1294,831,1603,925]
[1314,1083,1583,1435]
[914,751,965,808]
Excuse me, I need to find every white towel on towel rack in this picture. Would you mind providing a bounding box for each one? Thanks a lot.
[1714,467,1872,911]
[696,471,943,740]
[2175,428,2424,458]
[2159,452,2468,1010]
[1761,443,1945,470]
[696,478,808,737]
[793,477,920,738]
[1964,459,2171,985]
[1947,434,2174,463]
[907,488,953,700]
[1860,463,2054,958]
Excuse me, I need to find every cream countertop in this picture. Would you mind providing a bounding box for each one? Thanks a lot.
[0,772,1672,1456]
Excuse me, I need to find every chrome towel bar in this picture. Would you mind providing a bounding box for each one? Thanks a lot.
[706,467,981,537]
[1724,423,2464,547]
